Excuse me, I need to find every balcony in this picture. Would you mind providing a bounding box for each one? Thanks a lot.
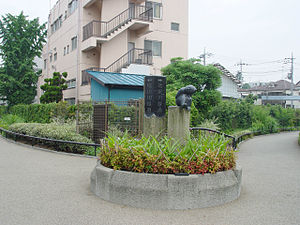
[83,0,98,8]
[82,5,153,51]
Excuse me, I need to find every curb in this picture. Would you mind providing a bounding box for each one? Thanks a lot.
[0,135,98,159]
[91,163,242,210]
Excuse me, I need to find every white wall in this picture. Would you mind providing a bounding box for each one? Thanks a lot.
[218,75,240,99]
[122,64,150,75]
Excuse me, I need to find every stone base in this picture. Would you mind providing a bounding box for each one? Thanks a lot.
[91,162,242,210]
[168,106,190,143]
[143,115,166,138]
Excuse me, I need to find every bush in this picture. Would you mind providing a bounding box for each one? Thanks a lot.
[210,100,296,133]
[210,100,252,131]
[9,102,76,123]
[251,106,279,133]
[0,105,7,118]
[0,114,25,129]
[100,132,236,174]
[269,105,295,127]
[8,123,94,154]
[199,117,220,131]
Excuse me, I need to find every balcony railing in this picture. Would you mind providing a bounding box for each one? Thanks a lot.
[82,48,152,85]
[83,5,153,41]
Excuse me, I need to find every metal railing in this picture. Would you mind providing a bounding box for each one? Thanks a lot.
[82,48,152,85]
[0,127,101,156]
[83,5,153,41]
[190,127,237,148]
[190,127,300,149]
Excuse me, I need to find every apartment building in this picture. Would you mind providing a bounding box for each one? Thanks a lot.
[38,0,189,103]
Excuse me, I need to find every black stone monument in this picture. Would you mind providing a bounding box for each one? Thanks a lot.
[144,76,166,117]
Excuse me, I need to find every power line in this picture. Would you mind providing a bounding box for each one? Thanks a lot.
[243,74,277,77]
[243,69,289,74]
[247,59,284,66]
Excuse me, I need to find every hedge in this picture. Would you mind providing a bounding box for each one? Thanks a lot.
[8,123,94,154]
[9,102,76,123]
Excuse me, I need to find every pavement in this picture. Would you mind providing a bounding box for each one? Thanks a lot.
[0,132,300,225]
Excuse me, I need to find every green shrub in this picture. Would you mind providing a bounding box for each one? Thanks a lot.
[8,123,94,154]
[0,114,25,129]
[250,106,279,133]
[9,102,76,123]
[269,105,295,127]
[229,129,252,138]
[210,100,249,131]
[100,132,236,174]
[199,117,220,131]
[210,99,297,133]
[294,109,300,126]
[0,106,7,118]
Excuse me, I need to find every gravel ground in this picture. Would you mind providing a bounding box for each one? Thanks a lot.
[0,132,300,225]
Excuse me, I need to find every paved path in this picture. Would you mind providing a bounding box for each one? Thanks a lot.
[0,132,300,225]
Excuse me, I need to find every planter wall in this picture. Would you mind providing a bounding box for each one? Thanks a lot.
[91,161,242,210]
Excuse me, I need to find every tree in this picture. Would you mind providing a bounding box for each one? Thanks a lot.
[0,12,46,106]
[244,94,257,104]
[161,58,222,125]
[242,83,251,89]
[40,72,68,104]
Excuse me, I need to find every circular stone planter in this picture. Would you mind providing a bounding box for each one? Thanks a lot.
[90,161,242,210]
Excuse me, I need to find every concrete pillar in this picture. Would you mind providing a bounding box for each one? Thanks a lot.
[168,106,190,143]
[143,116,166,138]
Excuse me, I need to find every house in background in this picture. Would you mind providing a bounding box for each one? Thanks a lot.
[239,80,300,108]
[213,63,241,99]
[38,0,189,104]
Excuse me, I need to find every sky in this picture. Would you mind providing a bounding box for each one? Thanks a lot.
[0,0,299,83]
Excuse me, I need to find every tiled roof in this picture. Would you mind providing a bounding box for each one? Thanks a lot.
[86,71,145,87]
[213,63,241,84]
[239,80,297,92]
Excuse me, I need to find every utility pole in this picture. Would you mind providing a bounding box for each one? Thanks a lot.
[285,52,296,108]
[235,60,248,82]
[199,48,213,66]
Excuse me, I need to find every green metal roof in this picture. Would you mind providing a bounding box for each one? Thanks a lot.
[87,71,145,87]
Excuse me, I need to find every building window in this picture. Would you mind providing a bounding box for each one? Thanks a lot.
[65,98,76,105]
[66,79,76,89]
[82,71,89,86]
[68,0,78,15]
[71,36,77,51]
[67,45,70,54]
[145,40,162,56]
[64,47,66,56]
[44,59,47,69]
[171,22,179,31]
[51,16,62,34]
[54,52,57,61]
[146,1,162,19]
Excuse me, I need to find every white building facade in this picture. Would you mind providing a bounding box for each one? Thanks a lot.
[214,64,241,99]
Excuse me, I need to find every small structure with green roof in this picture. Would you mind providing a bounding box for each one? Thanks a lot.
[86,71,145,102]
